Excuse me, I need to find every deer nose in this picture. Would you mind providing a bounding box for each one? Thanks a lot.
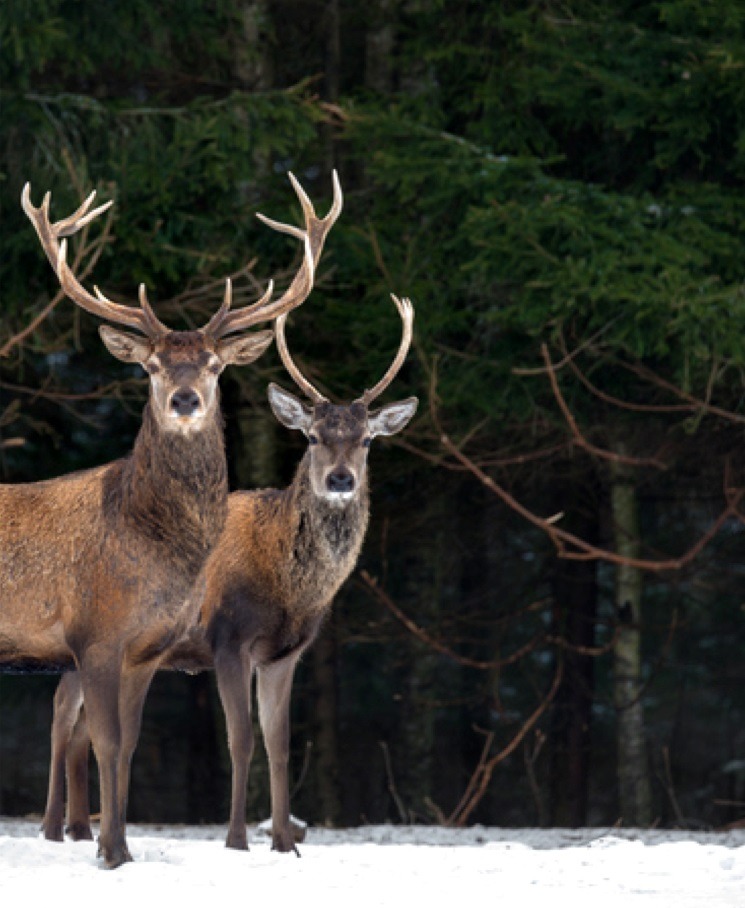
[327,468,355,494]
[170,388,201,417]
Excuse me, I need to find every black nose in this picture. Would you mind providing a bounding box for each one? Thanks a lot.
[327,469,355,493]
[170,388,201,417]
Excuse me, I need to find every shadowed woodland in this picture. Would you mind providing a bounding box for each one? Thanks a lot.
[1,0,744,832]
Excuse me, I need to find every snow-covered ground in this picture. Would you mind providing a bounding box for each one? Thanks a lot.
[1,817,743,907]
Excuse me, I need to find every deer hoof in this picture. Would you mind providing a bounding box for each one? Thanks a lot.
[99,839,133,869]
[225,833,249,851]
[66,821,94,841]
[272,832,301,856]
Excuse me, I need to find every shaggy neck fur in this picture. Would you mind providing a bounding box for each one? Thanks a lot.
[283,451,369,602]
[106,400,228,574]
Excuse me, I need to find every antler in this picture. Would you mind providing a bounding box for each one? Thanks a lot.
[356,295,414,406]
[275,293,415,406]
[204,170,343,340]
[22,184,169,338]
[274,311,328,404]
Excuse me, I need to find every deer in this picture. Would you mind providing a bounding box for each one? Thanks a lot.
[40,293,417,856]
[0,171,342,868]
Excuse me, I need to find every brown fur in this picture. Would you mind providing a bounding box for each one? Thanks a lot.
[13,172,339,866]
[41,398,413,854]
[0,404,226,668]
[1,305,275,871]
[39,313,416,858]
[0,391,228,867]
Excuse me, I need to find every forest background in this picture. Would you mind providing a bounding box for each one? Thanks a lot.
[0,0,743,832]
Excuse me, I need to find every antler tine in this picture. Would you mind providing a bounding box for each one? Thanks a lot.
[201,277,233,337]
[203,276,274,340]
[208,171,343,339]
[54,189,114,237]
[274,312,328,404]
[23,183,167,337]
[356,295,415,406]
[138,283,170,338]
[255,169,343,239]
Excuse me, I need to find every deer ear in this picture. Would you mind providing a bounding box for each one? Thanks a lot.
[99,325,152,364]
[217,330,274,366]
[267,383,313,432]
[368,397,418,437]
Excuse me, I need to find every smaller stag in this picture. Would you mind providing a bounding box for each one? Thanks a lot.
[2,172,341,867]
[43,294,417,854]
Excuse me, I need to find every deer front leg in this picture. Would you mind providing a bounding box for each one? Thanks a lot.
[42,672,84,842]
[257,655,301,855]
[116,661,160,829]
[78,648,131,869]
[215,644,254,850]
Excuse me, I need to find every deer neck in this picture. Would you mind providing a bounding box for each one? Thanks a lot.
[116,401,228,558]
[289,453,369,564]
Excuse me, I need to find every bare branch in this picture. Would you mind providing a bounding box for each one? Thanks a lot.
[360,570,619,672]
[447,660,564,826]
[1,202,114,358]
[621,358,745,426]
[359,570,547,670]
[541,343,668,470]
[428,361,744,571]
[379,741,408,824]
[555,334,745,425]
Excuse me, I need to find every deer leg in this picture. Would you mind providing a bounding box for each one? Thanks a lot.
[257,655,301,855]
[116,661,159,830]
[78,649,131,869]
[215,644,254,850]
[41,672,84,842]
[65,705,93,840]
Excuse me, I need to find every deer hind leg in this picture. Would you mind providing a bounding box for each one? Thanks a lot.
[257,654,302,855]
[215,643,254,850]
[66,704,93,840]
[78,648,131,868]
[42,672,84,842]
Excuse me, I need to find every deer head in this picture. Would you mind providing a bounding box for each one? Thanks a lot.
[93,282,276,436]
[21,173,343,435]
[268,295,418,505]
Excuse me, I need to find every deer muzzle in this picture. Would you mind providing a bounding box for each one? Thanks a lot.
[326,467,356,500]
[169,387,203,420]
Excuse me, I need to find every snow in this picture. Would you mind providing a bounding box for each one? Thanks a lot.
[1,817,743,907]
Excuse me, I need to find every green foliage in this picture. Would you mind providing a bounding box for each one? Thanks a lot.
[2,89,321,301]
[341,104,744,432]
[394,1,745,186]
[0,0,67,84]
[360,0,745,424]
[0,1,325,477]
[1,0,252,93]
[1,0,744,829]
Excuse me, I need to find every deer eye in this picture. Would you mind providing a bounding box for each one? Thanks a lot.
[208,362,222,375]
[362,437,372,448]
[145,361,161,375]
[308,434,319,446]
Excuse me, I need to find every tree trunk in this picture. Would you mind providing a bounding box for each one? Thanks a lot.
[223,379,280,492]
[325,0,341,103]
[187,674,224,823]
[610,458,653,826]
[232,2,274,90]
[549,484,598,827]
[311,619,342,825]
[322,0,341,177]
[365,0,396,94]
[396,491,450,820]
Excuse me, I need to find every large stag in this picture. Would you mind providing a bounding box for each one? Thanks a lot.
[0,172,342,867]
[42,294,417,855]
